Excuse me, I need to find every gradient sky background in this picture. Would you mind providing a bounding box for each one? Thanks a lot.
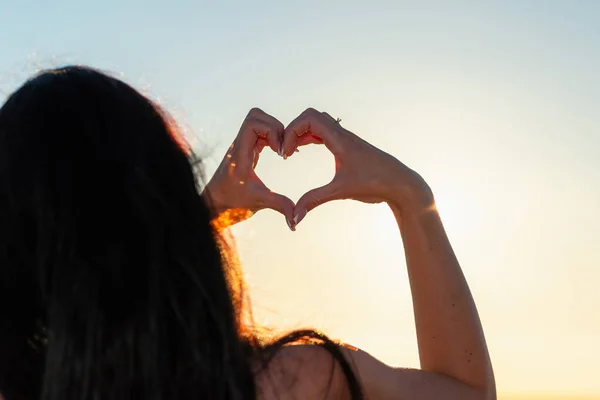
[1,0,599,397]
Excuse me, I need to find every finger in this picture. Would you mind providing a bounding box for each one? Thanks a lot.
[321,111,338,123]
[248,108,285,155]
[282,108,341,157]
[249,118,282,155]
[248,107,285,132]
[235,121,277,170]
[253,139,268,169]
[296,133,324,147]
[236,108,284,151]
[293,181,342,227]
[259,191,296,231]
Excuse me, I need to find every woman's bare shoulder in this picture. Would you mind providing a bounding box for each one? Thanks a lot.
[255,344,488,400]
[255,344,351,400]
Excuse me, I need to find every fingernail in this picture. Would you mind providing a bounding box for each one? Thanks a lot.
[283,153,288,160]
[278,143,283,157]
[286,218,295,231]
[293,208,307,225]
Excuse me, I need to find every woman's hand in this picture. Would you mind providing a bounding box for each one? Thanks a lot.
[204,108,295,229]
[281,108,433,226]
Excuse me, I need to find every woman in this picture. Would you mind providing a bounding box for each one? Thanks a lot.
[0,66,496,400]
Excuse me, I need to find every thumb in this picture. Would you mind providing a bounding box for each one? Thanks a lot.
[260,191,296,230]
[293,182,341,227]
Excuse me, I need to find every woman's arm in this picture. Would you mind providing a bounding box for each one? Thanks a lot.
[279,108,495,399]
[389,181,496,396]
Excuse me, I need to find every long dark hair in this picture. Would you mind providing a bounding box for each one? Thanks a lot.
[0,66,362,400]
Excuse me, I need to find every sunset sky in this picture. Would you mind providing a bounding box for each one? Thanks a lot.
[1,1,599,397]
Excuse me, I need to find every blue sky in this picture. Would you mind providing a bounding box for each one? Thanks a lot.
[2,1,599,172]
[1,1,600,395]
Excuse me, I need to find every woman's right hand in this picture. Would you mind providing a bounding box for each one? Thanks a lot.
[281,108,433,226]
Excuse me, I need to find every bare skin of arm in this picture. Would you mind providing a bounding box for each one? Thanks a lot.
[255,194,495,400]
[207,108,496,399]
[390,192,496,396]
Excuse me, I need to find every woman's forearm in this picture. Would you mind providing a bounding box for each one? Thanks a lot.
[388,183,495,395]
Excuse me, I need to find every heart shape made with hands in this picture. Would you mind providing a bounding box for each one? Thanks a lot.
[254,140,335,224]
[207,108,346,232]
[250,116,336,230]
[208,107,405,232]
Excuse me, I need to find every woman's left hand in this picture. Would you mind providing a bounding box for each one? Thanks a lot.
[203,108,295,229]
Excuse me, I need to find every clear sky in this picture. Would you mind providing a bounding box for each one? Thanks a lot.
[1,0,599,397]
